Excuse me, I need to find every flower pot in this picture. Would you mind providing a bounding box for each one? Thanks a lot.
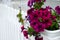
[28,35,43,40]
[41,29,60,40]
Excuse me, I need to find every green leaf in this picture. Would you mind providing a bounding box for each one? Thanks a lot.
[28,27,38,36]
[56,15,60,22]
[51,10,56,16]
[28,27,34,36]
[47,22,59,30]
[55,22,59,29]
[33,2,44,9]
[17,11,24,24]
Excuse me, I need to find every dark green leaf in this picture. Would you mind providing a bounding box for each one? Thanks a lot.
[33,2,44,9]
[17,11,24,24]
[47,22,59,30]
[51,10,56,16]
[28,27,34,36]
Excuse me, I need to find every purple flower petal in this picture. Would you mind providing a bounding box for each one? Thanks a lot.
[23,31,28,39]
[55,6,60,15]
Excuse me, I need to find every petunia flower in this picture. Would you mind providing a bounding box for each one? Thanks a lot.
[39,8,51,20]
[30,20,44,32]
[55,6,60,15]
[30,20,40,28]
[27,8,34,15]
[29,13,39,20]
[28,0,46,7]
[28,0,35,7]
[46,6,52,10]
[51,15,56,21]
[21,25,25,32]
[23,31,28,39]
[42,19,52,28]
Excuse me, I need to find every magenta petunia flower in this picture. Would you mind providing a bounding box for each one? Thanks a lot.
[33,24,44,32]
[30,20,39,28]
[27,7,53,32]
[28,0,46,7]
[36,23,44,32]
[39,8,51,20]
[55,6,60,15]
[42,19,52,28]
[27,8,39,21]
[30,20,44,32]
[28,0,34,7]
[51,15,56,21]
[46,6,52,10]
[23,31,28,39]
[28,0,36,7]
[21,26,24,32]
[27,8,34,15]
[30,20,41,32]
[38,9,43,17]
[29,12,39,20]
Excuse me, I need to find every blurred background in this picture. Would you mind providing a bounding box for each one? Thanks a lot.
[0,0,60,11]
[0,0,60,12]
